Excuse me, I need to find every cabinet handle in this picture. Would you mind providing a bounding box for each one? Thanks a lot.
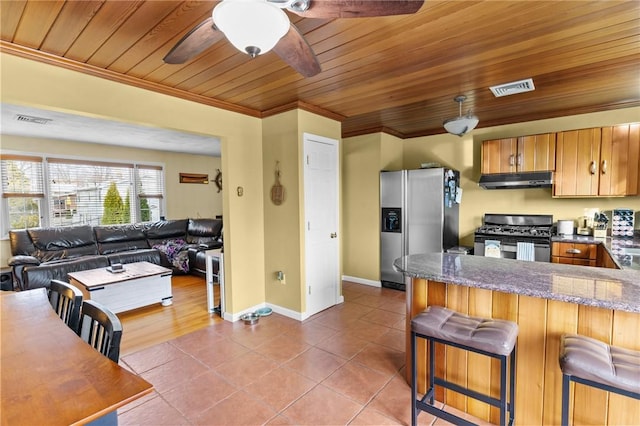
[566,248,582,254]
[601,160,607,174]
[517,153,522,165]
[509,155,515,166]
[589,161,597,175]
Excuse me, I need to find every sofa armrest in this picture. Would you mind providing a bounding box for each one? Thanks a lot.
[8,255,41,266]
[197,242,223,250]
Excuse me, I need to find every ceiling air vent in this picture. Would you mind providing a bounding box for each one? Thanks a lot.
[15,114,52,125]
[490,78,535,97]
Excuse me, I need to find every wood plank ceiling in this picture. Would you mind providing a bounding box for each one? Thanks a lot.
[1,1,639,138]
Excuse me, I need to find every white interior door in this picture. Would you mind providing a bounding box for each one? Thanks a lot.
[304,133,339,317]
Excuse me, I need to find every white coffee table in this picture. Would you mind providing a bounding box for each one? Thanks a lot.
[68,261,172,314]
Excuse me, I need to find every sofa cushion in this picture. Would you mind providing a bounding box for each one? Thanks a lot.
[27,225,98,262]
[105,249,161,266]
[144,219,188,246]
[187,218,222,246]
[22,255,109,290]
[9,230,36,256]
[94,224,150,254]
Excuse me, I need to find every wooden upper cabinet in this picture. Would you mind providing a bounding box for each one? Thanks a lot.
[518,133,556,172]
[481,133,555,174]
[599,124,640,196]
[481,138,518,174]
[555,124,639,197]
[554,128,601,196]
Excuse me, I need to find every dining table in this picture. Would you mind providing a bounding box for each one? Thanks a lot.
[1,288,153,426]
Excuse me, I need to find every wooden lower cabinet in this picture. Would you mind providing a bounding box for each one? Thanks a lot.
[597,245,621,269]
[552,242,597,266]
[407,279,639,426]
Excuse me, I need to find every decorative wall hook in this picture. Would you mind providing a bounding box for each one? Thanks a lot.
[212,169,222,192]
[271,161,285,205]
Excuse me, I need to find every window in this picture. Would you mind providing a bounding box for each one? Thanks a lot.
[136,165,164,222]
[1,155,44,230]
[1,153,165,235]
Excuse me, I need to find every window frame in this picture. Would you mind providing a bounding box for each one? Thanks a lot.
[1,151,166,238]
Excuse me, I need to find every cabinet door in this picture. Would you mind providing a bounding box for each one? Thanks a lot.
[518,133,556,172]
[481,138,517,174]
[599,124,640,196]
[554,128,601,197]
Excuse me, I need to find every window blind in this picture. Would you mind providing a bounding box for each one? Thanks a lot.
[0,155,45,197]
[47,158,134,227]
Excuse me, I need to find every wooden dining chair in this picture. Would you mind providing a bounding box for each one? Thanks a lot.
[77,300,123,363]
[48,280,83,333]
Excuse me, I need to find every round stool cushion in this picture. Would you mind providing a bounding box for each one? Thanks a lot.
[560,334,640,394]
[411,305,518,356]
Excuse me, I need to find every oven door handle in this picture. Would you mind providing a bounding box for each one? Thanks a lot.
[501,244,517,253]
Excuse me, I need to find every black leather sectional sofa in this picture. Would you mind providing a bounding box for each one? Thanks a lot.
[8,218,222,291]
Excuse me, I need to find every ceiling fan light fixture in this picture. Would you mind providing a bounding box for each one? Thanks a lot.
[443,95,479,137]
[213,0,290,58]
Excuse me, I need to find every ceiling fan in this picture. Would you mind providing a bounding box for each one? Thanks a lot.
[163,0,425,77]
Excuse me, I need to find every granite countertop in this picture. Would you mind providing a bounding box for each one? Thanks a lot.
[551,234,640,271]
[394,253,640,313]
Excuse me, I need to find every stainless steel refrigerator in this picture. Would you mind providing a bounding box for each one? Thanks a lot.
[380,168,460,289]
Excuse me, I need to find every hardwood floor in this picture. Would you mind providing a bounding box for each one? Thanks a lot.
[117,274,222,356]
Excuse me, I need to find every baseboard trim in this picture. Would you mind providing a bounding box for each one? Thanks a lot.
[226,297,346,323]
[342,275,381,288]
[224,303,266,322]
[267,303,304,321]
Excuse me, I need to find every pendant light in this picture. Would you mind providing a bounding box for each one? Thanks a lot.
[213,0,290,58]
[443,95,479,137]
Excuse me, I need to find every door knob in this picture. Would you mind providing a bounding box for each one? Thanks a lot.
[330,232,337,238]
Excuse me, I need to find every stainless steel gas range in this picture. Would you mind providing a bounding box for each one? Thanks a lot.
[473,214,553,262]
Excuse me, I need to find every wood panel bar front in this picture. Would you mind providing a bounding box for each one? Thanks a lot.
[406,278,640,426]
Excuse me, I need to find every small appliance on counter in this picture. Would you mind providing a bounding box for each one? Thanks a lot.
[612,209,635,238]
[577,208,600,236]
[557,220,574,236]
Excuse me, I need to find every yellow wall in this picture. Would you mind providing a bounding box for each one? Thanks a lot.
[1,53,265,315]
[261,110,342,313]
[342,107,640,282]
[262,110,302,311]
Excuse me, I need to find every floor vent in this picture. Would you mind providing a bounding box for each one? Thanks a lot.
[15,114,52,124]
[490,78,535,97]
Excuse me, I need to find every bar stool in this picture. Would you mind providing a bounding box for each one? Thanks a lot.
[559,334,640,426]
[411,306,518,426]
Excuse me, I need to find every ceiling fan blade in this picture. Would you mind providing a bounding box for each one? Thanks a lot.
[272,24,321,77]
[291,0,424,18]
[163,17,224,64]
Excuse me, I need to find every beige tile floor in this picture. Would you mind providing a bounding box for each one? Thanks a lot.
[117,282,485,425]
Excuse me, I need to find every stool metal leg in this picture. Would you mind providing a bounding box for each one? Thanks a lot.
[411,331,418,426]
[412,331,517,426]
[561,374,570,426]
[428,339,435,404]
[499,354,507,426]
[509,347,516,426]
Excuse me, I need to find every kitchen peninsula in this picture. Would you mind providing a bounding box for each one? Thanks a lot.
[395,253,639,426]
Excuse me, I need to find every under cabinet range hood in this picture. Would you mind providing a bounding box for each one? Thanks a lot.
[479,171,553,189]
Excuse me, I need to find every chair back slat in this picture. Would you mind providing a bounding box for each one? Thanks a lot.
[78,300,122,363]
[48,280,83,333]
